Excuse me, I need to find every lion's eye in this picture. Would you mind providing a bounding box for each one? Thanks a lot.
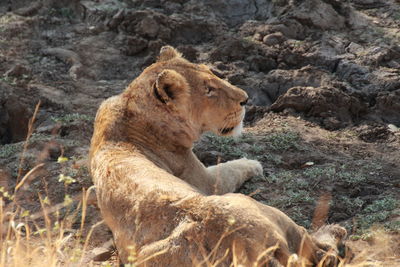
[206,86,217,97]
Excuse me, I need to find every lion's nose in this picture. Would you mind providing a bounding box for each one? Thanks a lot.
[240,98,248,106]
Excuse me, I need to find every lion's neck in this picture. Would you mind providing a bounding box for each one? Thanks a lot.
[121,101,199,153]
[120,113,198,175]
[125,122,194,152]
[95,91,201,175]
[91,90,201,177]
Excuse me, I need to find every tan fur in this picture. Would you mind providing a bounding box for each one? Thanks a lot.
[89,46,346,266]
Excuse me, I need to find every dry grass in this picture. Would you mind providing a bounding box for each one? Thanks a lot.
[1,203,397,267]
[0,188,397,267]
[0,190,100,267]
[0,102,105,267]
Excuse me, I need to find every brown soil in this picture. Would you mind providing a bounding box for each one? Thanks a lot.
[0,0,399,265]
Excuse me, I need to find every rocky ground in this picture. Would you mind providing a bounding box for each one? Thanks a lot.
[0,0,399,265]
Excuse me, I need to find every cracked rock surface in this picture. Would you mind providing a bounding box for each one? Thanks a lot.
[0,0,399,265]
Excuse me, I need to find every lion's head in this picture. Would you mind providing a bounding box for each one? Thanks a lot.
[124,46,249,143]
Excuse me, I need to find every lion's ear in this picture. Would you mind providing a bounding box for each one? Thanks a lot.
[157,46,182,62]
[154,69,189,105]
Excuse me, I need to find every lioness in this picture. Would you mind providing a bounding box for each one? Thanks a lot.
[89,46,346,266]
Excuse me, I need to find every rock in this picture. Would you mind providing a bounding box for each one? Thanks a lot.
[185,0,273,26]
[263,32,286,46]
[346,8,371,29]
[214,62,230,71]
[253,33,263,42]
[123,36,148,56]
[361,46,400,67]
[158,26,172,41]
[28,83,69,107]
[227,75,244,89]
[351,0,387,9]
[210,38,251,62]
[137,17,159,38]
[107,9,125,30]
[41,47,89,81]
[5,63,30,78]
[271,86,366,128]
[82,239,114,263]
[119,10,169,38]
[247,55,277,73]
[244,105,268,123]
[335,60,369,89]
[302,50,342,73]
[0,96,31,144]
[270,22,305,40]
[346,42,364,54]
[264,66,334,102]
[209,36,279,72]
[249,86,273,106]
[388,124,399,133]
[356,125,393,143]
[277,47,306,68]
[323,117,342,130]
[231,66,336,107]
[242,20,306,41]
[13,1,43,16]
[164,2,182,14]
[387,60,400,69]
[288,0,346,30]
[147,39,164,54]
[37,140,62,162]
[368,69,400,92]
[176,45,199,62]
[91,247,113,262]
[375,89,400,125]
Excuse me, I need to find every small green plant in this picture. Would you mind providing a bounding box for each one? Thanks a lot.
[261,153,282,165]
[290,206,311,228]
[337,165,367,185]
[48,7,75,20]
[0,75,17,85]
[60,7,75,19]
[51,113,93,124]
[262,131,300,151]
[337,196,364,214]
[356,196,398,232]
[285,189,314,206]
[0,142,23,158]
[392,11,400,21]
[203,133,253,159]
[302,164,367,186]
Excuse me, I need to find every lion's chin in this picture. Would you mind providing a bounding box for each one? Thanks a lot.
[218,121,243,137]
[217,108,245,137]
[231,120,243,138]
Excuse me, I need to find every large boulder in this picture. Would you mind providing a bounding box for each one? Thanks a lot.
[271,86,367,129]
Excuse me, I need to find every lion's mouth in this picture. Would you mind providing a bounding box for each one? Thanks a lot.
[219,127,234,135]
[217,108,245,137]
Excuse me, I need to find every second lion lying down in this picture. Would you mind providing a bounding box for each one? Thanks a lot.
[89,46,346,266]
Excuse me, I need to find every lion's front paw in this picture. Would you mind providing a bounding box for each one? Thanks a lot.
[238,158,263,178]
[248,159,264,177]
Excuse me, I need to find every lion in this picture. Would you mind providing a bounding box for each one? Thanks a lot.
[89,46,347,266]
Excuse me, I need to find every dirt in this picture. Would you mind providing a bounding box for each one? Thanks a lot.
[0,0,399,265]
